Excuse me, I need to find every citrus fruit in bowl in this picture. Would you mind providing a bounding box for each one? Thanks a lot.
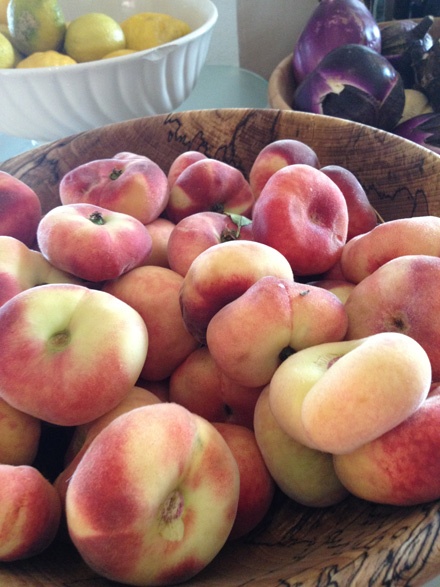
[6,0,66,56]
[63,12,126,63]
[0,0,218,142]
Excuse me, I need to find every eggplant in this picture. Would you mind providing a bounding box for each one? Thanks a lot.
[292,0,381,85]
[393,112,440,154]
[380,16,434,88]
[413,39,440,112]
[292,44,405,131]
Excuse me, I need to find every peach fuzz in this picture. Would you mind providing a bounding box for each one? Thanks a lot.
[167,151,208,189]
[252,164,348,276]
[167,211,254,277]
[56,386,162,507]
[104,265,198,381]
[333,388,440,506]
[37,203,153,283]
[206,276,348,388]
[0,235,82,308]
[0,283,149,426]
[340,216,440,283]
[0,464,61,561]
[144,217,175,268]
[63,386,163,467]
[179,239,294,344]
[59,152,169,225]
[254,385,348,507]
[169,346,263,430]
[320,164,378,240]
[213,422,276,540]
[344,254,440,380]
[65,403,240,586]
[270,333,431,455]
[249,139,320,199]
[165,158,255,224]
[0,397,41,466]
[0,170,42,247]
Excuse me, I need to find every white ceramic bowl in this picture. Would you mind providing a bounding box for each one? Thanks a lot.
[0,0,218,142]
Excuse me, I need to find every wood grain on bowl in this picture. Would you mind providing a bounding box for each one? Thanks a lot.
[0,494,439,586]
[2,108,440,222]
[1,108,440,586]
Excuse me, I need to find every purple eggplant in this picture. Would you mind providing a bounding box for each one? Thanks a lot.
[292,0,381,85]
[380,15,434,88]
[393,112,440,154]
[413,39,440,112]
[292,44,405,131]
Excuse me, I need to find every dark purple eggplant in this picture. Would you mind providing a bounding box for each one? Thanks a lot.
[413,39,440,112]
[292,0,381,85]
[393,112,440,154]
[292,44,405,131]
[380,15,434,88]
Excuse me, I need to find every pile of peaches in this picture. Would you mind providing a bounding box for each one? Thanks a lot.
[0,140,439,586]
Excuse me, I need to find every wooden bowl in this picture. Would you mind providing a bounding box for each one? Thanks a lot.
[268,18,440,113]
[1,108,440,586]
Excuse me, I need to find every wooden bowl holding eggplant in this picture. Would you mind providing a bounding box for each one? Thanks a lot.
[268,0,440,154]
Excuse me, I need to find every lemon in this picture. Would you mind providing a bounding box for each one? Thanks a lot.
[101,48,136,59]
[16,49,76,68]
[7,0,66,56]
[64,13,126,63]
[121,12,191,51]
[0,23,23,65]
[0,31,15,68]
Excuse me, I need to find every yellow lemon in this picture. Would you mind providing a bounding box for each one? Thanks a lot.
[0,0,8,24]
[64,13,126,63]
[101,48,137,59]
[121,12,191,51]
[0,31,15,68]
[7,0,66,56]
[0,22,23,65]
[16,49,76,68]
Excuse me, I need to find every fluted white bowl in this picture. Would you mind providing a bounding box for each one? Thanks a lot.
[0,0,218,142]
